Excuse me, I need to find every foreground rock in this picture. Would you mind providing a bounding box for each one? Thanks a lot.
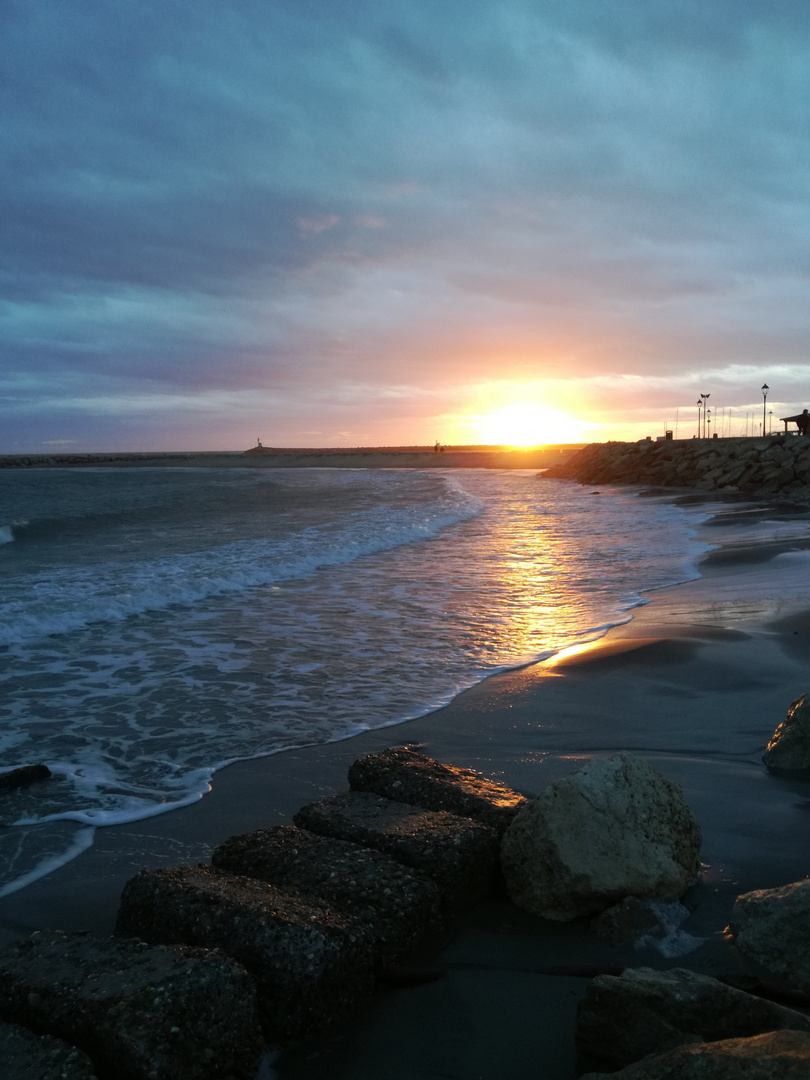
[116,864,374,1039]
[347,745,528,836]
[0,929,262,1080]
[0,1019,97,1080]
[293,791,500,912]
[576,966,810,1071]
[500,753,702,920]
[731,879,810,993]
[0,764,51,793]
[762,694,810,774]
[212,825,442,961]
[579,1029,810,1079]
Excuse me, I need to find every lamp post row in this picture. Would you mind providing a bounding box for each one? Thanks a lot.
[694,386,770,439]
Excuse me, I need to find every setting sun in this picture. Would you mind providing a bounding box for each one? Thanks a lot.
[474,403,581,447]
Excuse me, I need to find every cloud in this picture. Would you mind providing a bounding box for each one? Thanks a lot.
[2,1,810,448]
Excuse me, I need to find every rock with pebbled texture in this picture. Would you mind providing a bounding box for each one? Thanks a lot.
[116,863,374,1040]
[347,745,528,836]
[0,929,262,1080]
[293,790,500,912]
[212,824,442,961]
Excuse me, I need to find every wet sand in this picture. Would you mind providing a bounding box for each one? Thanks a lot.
[2,498,810,1077]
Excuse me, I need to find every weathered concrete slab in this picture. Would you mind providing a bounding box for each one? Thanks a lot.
[347,745,528,836]
[0,1019,97,1080]
[116,864,374,1040]
[0,929,262,1080]
[293,790,500,912]
[212,825,442,960]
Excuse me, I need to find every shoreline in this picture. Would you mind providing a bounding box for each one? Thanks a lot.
[3,491,810,1076]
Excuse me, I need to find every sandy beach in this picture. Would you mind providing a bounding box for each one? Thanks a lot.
[2,490,810,1078]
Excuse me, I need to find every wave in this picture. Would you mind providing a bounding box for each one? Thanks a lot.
[0,524,13,545]
[0,483,484,646]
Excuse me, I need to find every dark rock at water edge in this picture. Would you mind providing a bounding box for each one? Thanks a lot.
[212,824,442,962]
[576,966,810,1072]
[0,764,51,793]
[116,864,375,1040]
[0,1019,98,1080]
[762,693,810,774]
[730,878,810,994]
[0,929,262,1080]
[293,790,500,913]
[347,744,528,836]
[590,896,661,945]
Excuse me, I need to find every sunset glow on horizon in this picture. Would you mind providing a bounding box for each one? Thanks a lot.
[466,402,589,448]
[2,4,809,452]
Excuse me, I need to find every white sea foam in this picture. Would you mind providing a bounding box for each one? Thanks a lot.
[0,468,719,894]
[0,827,95,899]
[0,477,484,646]
[635,901,705,958]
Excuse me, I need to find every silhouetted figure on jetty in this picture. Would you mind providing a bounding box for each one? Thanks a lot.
[779,409,810,435]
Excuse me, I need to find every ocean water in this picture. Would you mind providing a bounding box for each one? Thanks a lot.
[0,466,712,895]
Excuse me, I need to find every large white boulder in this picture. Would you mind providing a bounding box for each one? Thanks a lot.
[500,753,702,920]
[762,694,810,774]
[731,879,810,993]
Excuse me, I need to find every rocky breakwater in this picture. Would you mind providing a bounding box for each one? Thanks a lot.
[0,746,525,1078]
[6,744,810,1077]
[541,435,810,497]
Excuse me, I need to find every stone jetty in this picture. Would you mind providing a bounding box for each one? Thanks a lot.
[542,435,810,497]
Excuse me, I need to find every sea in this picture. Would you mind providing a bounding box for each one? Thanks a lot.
[0,465,714,897]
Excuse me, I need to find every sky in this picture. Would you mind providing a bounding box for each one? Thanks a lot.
[2,0,810,451]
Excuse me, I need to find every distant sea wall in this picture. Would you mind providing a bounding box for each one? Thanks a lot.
[542,436,810,499]
[0,447,583,471]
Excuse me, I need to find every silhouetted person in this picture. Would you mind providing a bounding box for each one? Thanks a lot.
[798,410,810,436]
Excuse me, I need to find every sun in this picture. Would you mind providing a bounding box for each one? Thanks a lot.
[475,403,578,447]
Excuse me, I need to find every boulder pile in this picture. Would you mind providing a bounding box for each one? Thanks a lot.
[0,745,523,1078]
[4,744,810,1078]
[542,435,810,497]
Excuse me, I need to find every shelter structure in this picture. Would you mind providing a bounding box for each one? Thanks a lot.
[780,410,810,435]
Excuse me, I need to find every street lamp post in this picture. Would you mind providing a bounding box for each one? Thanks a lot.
[700,393,710,438]
[696,399,702,438]
[761,384,769,438]
[707,409,711,439]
